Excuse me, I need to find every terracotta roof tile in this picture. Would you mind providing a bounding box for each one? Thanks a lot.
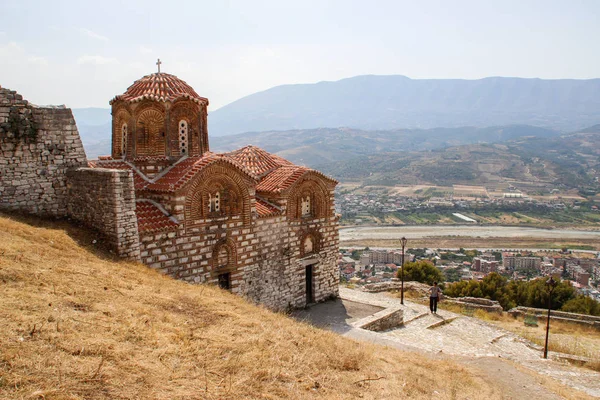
[136,200,178,234]
[110,73,208,105]
[256,165,309,193]
[145,153,257,192]
[255,197,281,218]
[223,145,292,177]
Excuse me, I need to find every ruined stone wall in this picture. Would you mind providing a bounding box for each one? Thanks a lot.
[0,87,87,216]
[66,168,140,260]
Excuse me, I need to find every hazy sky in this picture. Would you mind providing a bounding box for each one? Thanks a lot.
[1,0,599,110]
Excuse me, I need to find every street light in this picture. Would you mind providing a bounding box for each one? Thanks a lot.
[400,237,407,305]
[543,276,558,359]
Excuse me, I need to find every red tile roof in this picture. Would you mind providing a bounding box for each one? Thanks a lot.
[90,147,336,197]
[223,145,292,177]
[110,73,208,105]
[145,153,258,192]
[255,197,281,218]
[136,200,178,234]
[255,165,309,193]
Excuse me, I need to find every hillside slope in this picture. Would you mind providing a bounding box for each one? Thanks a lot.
[210,125,560,167]
[318,132,600,190]
[209,75,600,136]
[0,213,502,399]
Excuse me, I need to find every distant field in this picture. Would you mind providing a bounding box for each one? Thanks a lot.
[453,184,489,198]
[341,209,600,228]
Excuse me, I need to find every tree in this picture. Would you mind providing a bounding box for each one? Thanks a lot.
[444,267,462,283]
[397,261,443,285]
[561,296,600,316]
[444,276,579,312]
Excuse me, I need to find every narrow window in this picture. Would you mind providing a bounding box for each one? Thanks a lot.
[304,236,314,254]
[121,123,128,157]
[301,195,311,217]
[179,120,188,155]
[209,192,220,213]
[217,246,229,269]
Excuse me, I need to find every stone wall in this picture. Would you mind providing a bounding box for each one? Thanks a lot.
[355,308,404,332]
[445,297,504,313]
[509,306,600,330]
[66,168,140,260]
[0,86,87,216]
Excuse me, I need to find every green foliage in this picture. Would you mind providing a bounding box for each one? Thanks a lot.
[397,260,443,285]
[561,296,600,316]
[443,267,462,283]
[444,273,584,313]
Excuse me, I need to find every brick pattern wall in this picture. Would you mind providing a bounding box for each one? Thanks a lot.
[66,168,141,260]
[137,186,339,310]
[0,87,87,216]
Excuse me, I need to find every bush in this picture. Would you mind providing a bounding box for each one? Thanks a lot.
[396,261,443,285]
[561,296,600,316]
[444,274,583,313]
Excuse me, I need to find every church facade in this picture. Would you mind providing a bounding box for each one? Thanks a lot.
[88,71,340,309]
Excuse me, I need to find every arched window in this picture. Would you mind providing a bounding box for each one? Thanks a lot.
[217,246,229,269]
[179,120,188,155]
[121,123,128,157]
[301,195,311,217]
[304,236,314,254]
[212,241,236,291]
[208,191,220,213]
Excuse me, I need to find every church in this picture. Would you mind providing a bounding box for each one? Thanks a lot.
[88,64,340,309]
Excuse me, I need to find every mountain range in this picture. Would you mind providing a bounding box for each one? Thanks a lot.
[208,75,600,136]
[317,126,600,191]
[69,75,600,191]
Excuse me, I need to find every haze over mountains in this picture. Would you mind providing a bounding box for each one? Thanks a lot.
[209,75,600,136]
[72,75,600,177]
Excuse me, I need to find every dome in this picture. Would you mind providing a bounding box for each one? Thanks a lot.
[110,72,208,105]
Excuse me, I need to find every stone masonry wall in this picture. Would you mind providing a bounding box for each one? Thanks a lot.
[0,86,87,216]
[66,168,141,260]
[137,210,339,310]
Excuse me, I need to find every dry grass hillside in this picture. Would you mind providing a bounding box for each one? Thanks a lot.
[1,213,512,399]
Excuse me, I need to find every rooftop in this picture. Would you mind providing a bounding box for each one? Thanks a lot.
[110,72,208,105]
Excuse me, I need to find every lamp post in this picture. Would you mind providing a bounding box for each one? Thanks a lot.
[400,237,407,305]
[543,276,558,359]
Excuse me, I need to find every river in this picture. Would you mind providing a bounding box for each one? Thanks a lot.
[340,225,600,241]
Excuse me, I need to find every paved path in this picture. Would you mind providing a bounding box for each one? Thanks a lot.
[293,288,600,398]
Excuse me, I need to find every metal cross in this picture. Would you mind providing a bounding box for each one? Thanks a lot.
[156,58,162,73]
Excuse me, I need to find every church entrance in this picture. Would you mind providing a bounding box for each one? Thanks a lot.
[305,264,314,305]
[218,272,231,290]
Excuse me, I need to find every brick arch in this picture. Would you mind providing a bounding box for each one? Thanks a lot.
[286,174,331,220]
[298,229,322,257]
[184,161,253,225]
[112,106,132,158]
[133,103,166,157]
[169,100,201,157]
[210,237,238,273]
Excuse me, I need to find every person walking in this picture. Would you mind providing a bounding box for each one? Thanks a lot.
[429,282,442,314]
